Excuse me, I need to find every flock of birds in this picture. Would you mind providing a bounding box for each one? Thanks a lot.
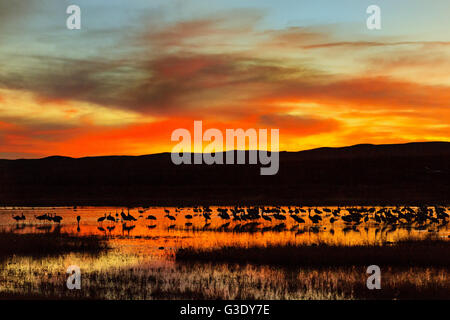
[12,212,63,223]
[9,205,449,236]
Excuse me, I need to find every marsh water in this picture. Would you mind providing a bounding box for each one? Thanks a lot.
[1,206,449,299]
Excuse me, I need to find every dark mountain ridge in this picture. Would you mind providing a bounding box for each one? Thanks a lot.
[0,142,449,206]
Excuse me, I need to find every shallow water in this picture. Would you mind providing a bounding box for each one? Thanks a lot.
[1,206,449,256]
[1,206,449,299]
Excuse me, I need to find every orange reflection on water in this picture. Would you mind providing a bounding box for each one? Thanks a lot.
[1,206,448,260]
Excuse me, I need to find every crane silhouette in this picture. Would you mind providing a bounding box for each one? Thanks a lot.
[76,215,81,232]
[12,213,23,223]
[165,214,176,221]
[35,213,49,222]
[97,213,106,223]
[308,208,322,224]
[52,214,63,224]
[291,215,305,223]
[126,209,137,221]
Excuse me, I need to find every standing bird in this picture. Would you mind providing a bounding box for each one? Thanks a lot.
[165,214,176,221]
[52,214,63,224]
[106,213,116,222]
[291,215,305,223]
[97,213,106,223]
[308,208,322,224]
[127,209,137,221]
[35,213,48,222]
[203,211,211,222]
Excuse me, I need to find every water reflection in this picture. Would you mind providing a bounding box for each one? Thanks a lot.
[1,205,449,299]
[1,206,448,257]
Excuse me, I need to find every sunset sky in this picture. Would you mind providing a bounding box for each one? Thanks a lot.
[1,0,450,159]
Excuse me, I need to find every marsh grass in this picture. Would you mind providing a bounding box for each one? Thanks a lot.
[1,255,448,299]
[0,231,108,261]
[175,238,450,267]
[0,232,448,300]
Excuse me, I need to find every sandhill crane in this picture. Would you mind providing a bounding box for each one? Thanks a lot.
[106,213,115,222]
[272,223,286,232]
[203,212,211,222]
[35,213,48,221]
[273,213,286,221]
[98,213,106,223]
[218,209,231,220]
[46,213,54,222]
[98,226,106,233]
[374,214,381,224]
[308,209,321,224]
[165,214,176,221]
[146,215,157,220]
[127,209,137,221]
[52,214,63,224]
[218,222,230,229]
[291,215,305,223]
[122,223,135,236]
[185,214,193,219]
[12,214,22,223]
[341,215,353,223]
[76,215,81,225]
[203,222,211,229]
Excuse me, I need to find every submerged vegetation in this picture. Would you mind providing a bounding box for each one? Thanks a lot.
[0,231,108,261]
[175,238,450,268]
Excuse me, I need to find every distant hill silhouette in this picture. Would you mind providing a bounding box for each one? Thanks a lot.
[0,142,449,206]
